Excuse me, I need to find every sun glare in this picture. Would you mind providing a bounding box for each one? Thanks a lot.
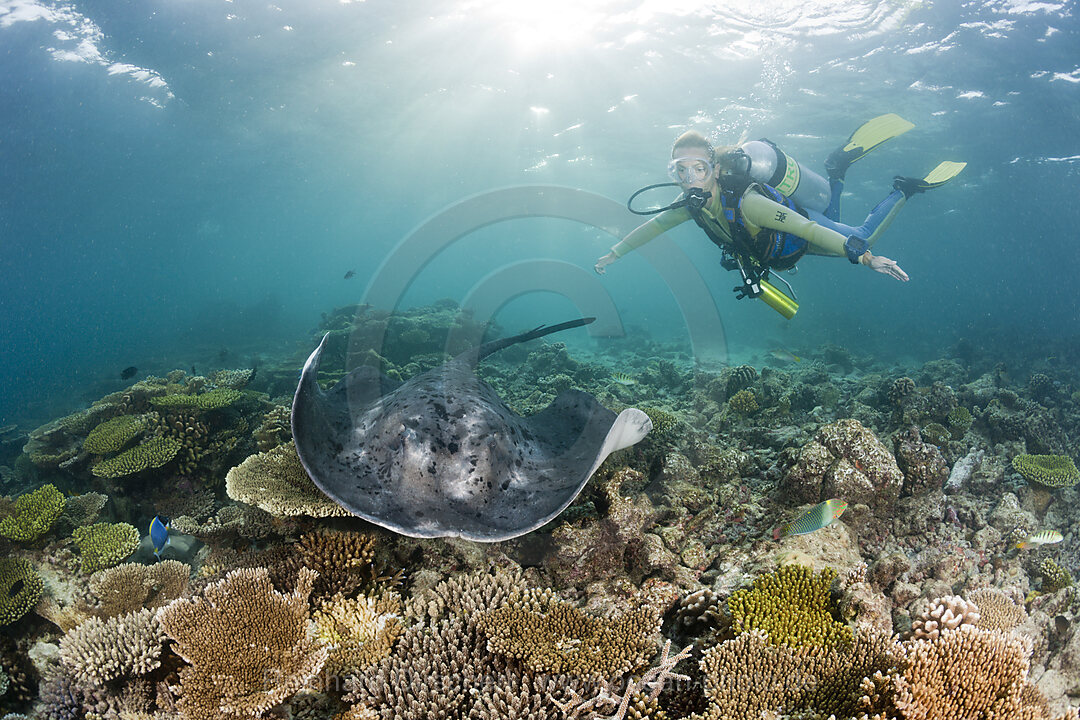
[483,0,614,53]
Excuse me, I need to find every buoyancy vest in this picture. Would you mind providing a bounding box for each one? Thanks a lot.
[689,183,808,272]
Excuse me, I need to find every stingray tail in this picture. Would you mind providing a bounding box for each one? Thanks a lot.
[476,317,595,362]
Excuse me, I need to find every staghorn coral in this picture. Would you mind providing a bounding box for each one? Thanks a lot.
[156,567,328,720]
[91,436,182,478]
[284,530,383,602]
[0,484,65,542]
[225,442,349,518]
[58,607,165,685]
[72,522,140,573]
[82,414,149,455]
[726,389,758,415]
[893,625,1045,720]
[478,592,662,678]
[312,591,403,680]
[911,595,981,641]
[1040,559,1073,593]
[697,629,902,719]
[0,558,43,625]
[1012,454,1079,488]
[727,565,851,648]
[405,567,531,628]
[82,560,190,618]
[971,588,1027,633]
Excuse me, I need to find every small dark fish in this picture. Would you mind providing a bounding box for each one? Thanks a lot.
[344,270,356,280]
[121,366,138,380]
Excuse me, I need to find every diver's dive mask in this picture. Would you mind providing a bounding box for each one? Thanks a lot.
[667,157,714,184]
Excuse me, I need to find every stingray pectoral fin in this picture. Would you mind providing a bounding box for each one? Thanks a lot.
[603,408,653,454]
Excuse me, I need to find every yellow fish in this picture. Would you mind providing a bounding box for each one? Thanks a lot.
[1016,530,1063,550]
[611,372,636,386]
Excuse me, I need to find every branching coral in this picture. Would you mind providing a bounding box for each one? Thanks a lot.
[59,608,165,685]
[1012,454,1079,488]
[0,484,65,542]
[283,530,385,602]
[1039,559,1073,592]
[0,558,43,625]
[727,565,852,648]
[83,560,190,618]
[225,442,349,518]
[478,592,662,678]
[312,591,403,680]
[151,388,243,410]
[72,522,140,573]
[727,389,758,415]
[970,588,1027,633]
[90,436,182,478]
[893,626,1041,720]
[156,567,328,720]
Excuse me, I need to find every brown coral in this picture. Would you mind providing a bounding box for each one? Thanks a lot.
[971,588,1027,633]
[58,608,166,685]
[312,591,403,681]
[225,442,348,518]
[82,560,190,618]
[156,567,328,720]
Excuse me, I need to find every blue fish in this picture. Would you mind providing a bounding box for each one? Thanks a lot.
[149,515,171,559]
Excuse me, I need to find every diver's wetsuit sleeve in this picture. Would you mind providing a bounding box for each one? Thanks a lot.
[739,188,848,257]
[611,207,691,257]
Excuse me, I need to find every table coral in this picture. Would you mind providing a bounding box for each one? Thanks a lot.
[83,560,190,618]
[156,567,328,720]
[82,414,149,455]
[478,592,662,678]
[0,558,43,625]
[727,564,852,648]
[312,591,402,679]
[90,436,181,478]
[0,483,65,542]
[72,522,140,573]
[1012,454,1079,488]
[225,442,349,518]
[151,387,243,410]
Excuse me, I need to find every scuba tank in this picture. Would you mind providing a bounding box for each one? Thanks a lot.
[739,139,830,214]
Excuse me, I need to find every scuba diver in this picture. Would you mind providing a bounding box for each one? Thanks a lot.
[593,114,966,318]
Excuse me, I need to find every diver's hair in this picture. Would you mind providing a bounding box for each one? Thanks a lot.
[671,131,715,162]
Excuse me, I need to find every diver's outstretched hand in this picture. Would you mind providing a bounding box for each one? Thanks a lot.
[594,252,617,275]
[861,251,909,282]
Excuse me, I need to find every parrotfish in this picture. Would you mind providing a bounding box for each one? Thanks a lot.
[1016,530,1063,550]
[611,371,636,386]
[149,515,171,559]
[773,498,848,540]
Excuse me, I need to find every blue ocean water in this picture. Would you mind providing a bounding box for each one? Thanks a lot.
[1,0,1078,428]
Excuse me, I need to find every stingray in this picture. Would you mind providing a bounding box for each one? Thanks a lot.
[291,317,652,541]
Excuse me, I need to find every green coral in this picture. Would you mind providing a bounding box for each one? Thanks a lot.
[946,406,973,439]
[151,388,242,410]
[1011,454,1080,488]
[91,436,182,478]
[72,522,140,573]
[1039,558,1072,592]
[0,557,43,625]
[727,565,852,648]
[728,389,759,415]
[0,484,66,542]
[83,414,147,454]
[640,406,680,444]
[921,422,951,447]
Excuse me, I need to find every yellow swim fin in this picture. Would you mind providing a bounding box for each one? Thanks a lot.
[922,160,967,188]
[826,113,916,179]
[841,113,916,159]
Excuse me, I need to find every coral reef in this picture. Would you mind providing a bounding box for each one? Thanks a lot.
[311,591,403,680]
[726,389,758,416]
[0,484,65,542]
[892,425,949,496]
[726,564,852,648]
[225,442,349,518]
[90,436,182,478]
[156,567,328,720]
[58,608,165,685]
[82,414,149,455]
[1040,559,1073,593]
[82,560,190,618]
[0,558,42,625]
[1012,454,1080,488]
[911,594,981,640]
[71,522,140,573]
